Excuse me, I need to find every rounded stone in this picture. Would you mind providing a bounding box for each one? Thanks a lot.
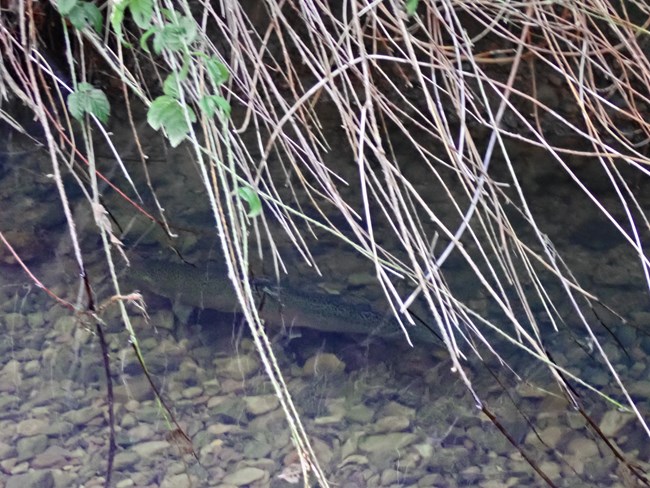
[566,437,599,458]
[372,415,409,434]
[222,466,266,486]
[215,355,260,380]
[358,433,417,454]
[182,386,203,399]
[16,418,49,437]
[244,395,279,416]
[599,410,632,437]
[302,353,345,376]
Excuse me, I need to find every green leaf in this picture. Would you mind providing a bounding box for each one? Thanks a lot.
[140,27,157,53]
[57,0,78,16]
[205,58,229,86]
[127,0,153,28]
[110,2,126,39]
[153,15,197,54]
[199,94,231,118]
[68,82,110,124]
[160,8,175,21]
[163,73,183,98]
[405,0,419,16]
[67,2,102,32]
[147,95,196,147]
[237,186,262,218]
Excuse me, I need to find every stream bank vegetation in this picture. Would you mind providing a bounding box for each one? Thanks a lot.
[1,0,650,486]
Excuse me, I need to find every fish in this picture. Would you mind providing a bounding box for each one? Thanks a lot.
[125,256,436,344]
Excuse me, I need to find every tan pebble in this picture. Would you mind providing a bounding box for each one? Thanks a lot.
[372,415,409,434]
[124,400,140,412]
[244,395,279,416]
[214,355,260,380]
[302,353,345,376]
[599,410,632,437]
[16,418,48,437]
[207,424,240,436]
[566,437,599,458]
[338,454,369,468]
[527,425,563,449]
[182,386,203,399]
[539,461,561,480]
[11,461,29,474]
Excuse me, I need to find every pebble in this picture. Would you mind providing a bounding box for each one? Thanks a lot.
[16,434,48,460]
[27,312,45,328]
[23,359,41,376]
[131,440,170,458]
[31,445,72,469]
[0,440,15,459]
[222,466,267,486]
[302,353,345,376]
[377,401,415,420]
[345,404,374,423]
[16,418,49,437]
[527,425,563,449]
[599,410,632,437]
[314,398,346,425]
[160,474,198,488]
[0,359,22,392]
[372,415,409,434]
[630,380,650,398]
[214,354,260,380]
[0,394,20,412]
[244,394,279,416]
[182,386,204,399]
[4,312,26,328]
[113,451,140,470]
[338,454,369,468]
[114,375,155,402]
[539,461,561,480]
[358,433,417,453]
[6,470,54,488]
[566,437,600,458]
[63,406,101,427]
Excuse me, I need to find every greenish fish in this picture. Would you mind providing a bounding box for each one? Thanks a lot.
[126,257,436,344]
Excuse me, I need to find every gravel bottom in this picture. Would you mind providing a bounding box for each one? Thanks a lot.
[0,276,648,488]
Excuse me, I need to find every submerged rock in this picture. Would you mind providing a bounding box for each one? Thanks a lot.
[302,353,345,377]
[222,466,267,485]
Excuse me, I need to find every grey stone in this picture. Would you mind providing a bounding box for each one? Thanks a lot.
[222,466,266,486]
[44,421,73,437]
[4,312,26,328]
[113,451,140,470]
[27,312,45,328]
[244,395,279,416]
[132,440,170,458]
[358,433,417,453]
[345,404,374,424]
[0,395,20,412]
[0,440,16,459]
[372,415,409,434]
[16,434,48,460]
[31,445,71,469]
[63,406,101,427]
[182,386,203,399]
[599,410,633,437]
[242,435,272,459]
[214,354,260,380]
[302,353,345,377]
[7,470,54,488]
[16,418,49,437]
